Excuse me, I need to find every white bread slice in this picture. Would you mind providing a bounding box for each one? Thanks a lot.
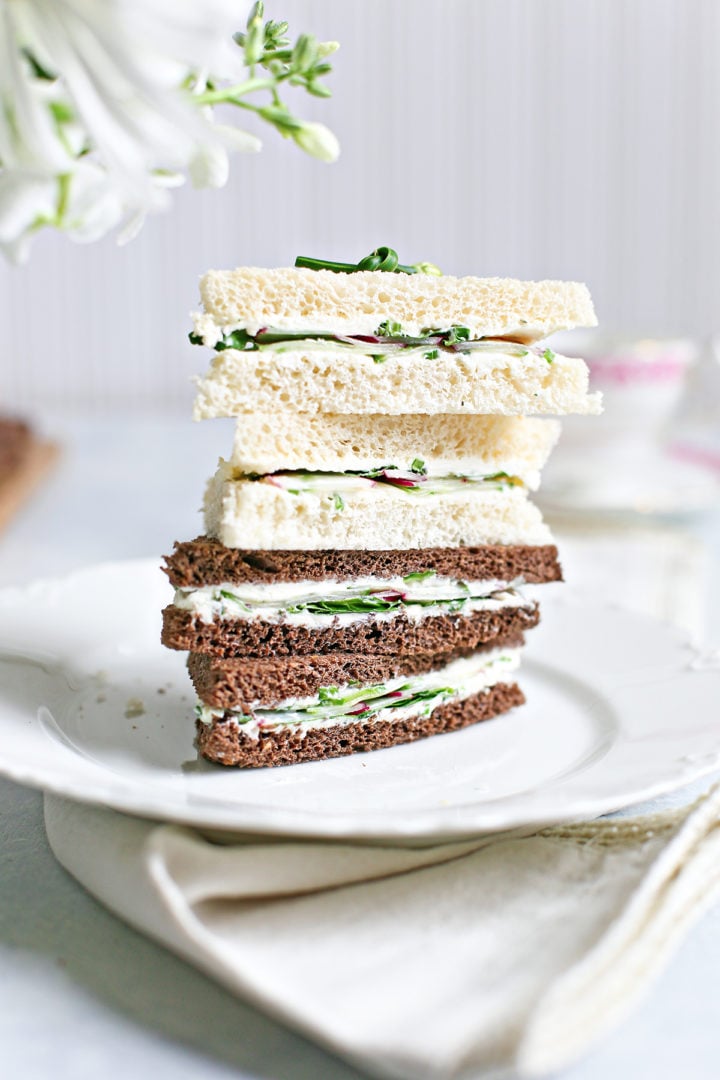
[204,461,552,550]
[230,414,561,490]
[195,268,597,341]
[194,348,601,418]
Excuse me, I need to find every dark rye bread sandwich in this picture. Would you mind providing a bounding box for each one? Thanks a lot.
[162,526,554,766]
[191,642,526,768]
[188,635,525,708]
[197,683,526,768]
[162,537,557,658]
[164,260,597,767]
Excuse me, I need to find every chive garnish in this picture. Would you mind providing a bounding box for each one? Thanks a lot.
[294,247,442,275]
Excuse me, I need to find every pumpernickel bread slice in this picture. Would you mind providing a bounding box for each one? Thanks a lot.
[195,682,525,767]
[163,601,539,659]
[164,537,562,587]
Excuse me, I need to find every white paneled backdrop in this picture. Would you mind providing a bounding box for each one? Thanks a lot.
[1,0,719,410]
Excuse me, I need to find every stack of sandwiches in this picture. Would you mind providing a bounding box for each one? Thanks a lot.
[162,264,599,767]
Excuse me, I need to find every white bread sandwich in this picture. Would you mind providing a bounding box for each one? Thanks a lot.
[204,459,552,550]
[190,258,600,418]
[229,413,560,489]
[203,411,557,550]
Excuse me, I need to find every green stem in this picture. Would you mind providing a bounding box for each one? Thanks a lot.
[195,76,277,104]
[228,99,260,114]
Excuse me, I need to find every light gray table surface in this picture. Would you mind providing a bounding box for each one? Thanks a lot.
[1,411,719,1080]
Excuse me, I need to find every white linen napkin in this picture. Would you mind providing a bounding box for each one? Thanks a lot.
[45,783,720,1080]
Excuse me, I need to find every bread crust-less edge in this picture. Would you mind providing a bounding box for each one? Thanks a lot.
[193,349,602,420]
[197,268,597,341]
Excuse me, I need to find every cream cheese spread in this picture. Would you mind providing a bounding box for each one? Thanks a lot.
[174,576,531,629]
[191,314,543,354]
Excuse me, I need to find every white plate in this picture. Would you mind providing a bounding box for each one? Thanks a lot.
[0,559,718,842]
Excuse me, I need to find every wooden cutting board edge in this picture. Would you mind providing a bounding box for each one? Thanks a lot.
[0,440,61,533]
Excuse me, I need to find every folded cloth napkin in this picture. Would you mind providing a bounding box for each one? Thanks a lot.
[45,783,720,1080]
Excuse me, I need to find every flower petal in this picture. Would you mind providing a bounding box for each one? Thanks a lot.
[0,171,57,241]
[213,123,262,154]
[188,143,229,189]
[0,234,33,265]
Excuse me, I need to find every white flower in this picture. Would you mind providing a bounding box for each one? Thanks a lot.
[61,160,125,242]
[0,0,340,260]
[3,0,250,199]
[0,0,255,257]
[0,10,70,172]
[0,160,126,262]
[291,121,340,163]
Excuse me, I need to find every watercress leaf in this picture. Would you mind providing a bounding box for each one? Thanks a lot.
[376,319,403,337]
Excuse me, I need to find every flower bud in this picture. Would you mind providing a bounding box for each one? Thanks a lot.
[292,121,340,163]
[317,41,340,58]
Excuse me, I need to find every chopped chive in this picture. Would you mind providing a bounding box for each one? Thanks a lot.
[444,325,470,345]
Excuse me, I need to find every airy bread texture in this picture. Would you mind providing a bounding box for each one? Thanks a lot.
[194,348,601,419]
[229,414,560,488]
[196,268,597,341]
[204,462,552,549]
